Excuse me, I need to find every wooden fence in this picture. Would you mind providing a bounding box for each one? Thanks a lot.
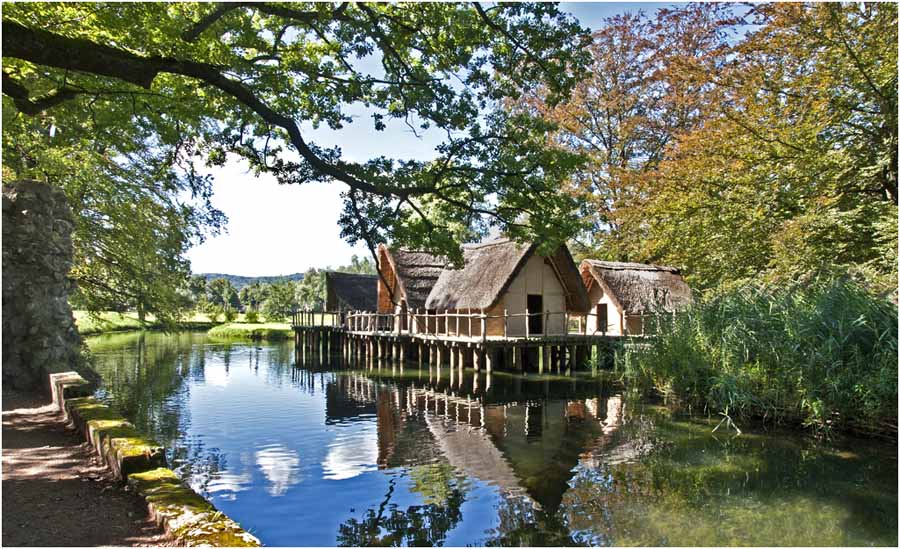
[292,308,619,340]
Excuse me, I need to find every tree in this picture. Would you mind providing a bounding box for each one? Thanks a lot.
[520,5,739,263]
[642,3,898,290]
[261,280,298,322]
[239,282,265,313]
[295,269,325,311]
[3,3,592,263]
[188,274,208,306]
[207,277,241,318]
[51,148,224,324]
[4,67,225,325]
[530,3,897,291]
[339,255,376,275]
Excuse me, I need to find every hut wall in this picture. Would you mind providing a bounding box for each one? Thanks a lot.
[586,284,623,335]
[498,255,567,336]
[377,250,400,313]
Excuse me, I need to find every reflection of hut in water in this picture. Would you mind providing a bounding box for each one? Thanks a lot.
[325,375,377,423]
[577,395,660,467]
[324,370,628,513]
[325,271,378,312]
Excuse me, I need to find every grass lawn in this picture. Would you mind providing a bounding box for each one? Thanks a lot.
[74,311,152,335]
[206,322,293,341]
[74,310,238,335]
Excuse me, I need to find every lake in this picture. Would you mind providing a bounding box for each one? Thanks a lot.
[86,332,897,546]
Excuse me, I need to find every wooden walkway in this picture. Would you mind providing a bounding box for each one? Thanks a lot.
[291,310,628,374]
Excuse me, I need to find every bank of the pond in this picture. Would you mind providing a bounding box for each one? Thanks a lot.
[74,311,219,336]
[206,322,292,340]
[1,389,173,546]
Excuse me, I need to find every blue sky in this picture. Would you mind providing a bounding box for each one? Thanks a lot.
[187,2,673,277]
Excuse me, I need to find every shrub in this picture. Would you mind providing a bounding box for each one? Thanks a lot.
[223,307,237,322]
[245,310,259,323]
[617,276,898,436]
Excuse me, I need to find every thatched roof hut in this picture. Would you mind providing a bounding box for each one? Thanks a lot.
[324,271,378,312]
[580,260,692,314]
[377,245,448,310]
[425,239,590,312]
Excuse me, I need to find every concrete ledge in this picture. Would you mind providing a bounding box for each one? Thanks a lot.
[55,373,261,546]
[129,469,260,547]
[49,371,92,414]
[65,396,167,479]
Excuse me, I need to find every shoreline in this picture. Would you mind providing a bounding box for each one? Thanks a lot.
[1,389,173,546]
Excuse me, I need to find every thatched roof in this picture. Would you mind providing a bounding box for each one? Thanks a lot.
[581,260,692,314]
[381,247,448,309]
[425,239,591,312]
[325,271,378,312]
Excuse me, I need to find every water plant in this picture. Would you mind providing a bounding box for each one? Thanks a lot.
[616,276,898,437]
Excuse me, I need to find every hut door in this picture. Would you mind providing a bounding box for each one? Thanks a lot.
[597,303,608,333]
[527,294,543,334]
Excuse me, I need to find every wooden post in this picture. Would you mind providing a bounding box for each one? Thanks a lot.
[458,347,465,370]
[468,308,472,337]
[473,347,481,372]
[418,343,424,369]
[485,347,493,373]
[540,345,548,374]
[444,310,449,337]
[503,309,508,338]
[481,308,487,343]
[564,311,568,336]
[525,308,530,338]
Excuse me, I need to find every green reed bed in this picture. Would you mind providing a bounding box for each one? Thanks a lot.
[206,322,293,340]
[616,277,897,437]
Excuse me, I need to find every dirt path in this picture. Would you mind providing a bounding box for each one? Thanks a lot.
[2,389,172,547]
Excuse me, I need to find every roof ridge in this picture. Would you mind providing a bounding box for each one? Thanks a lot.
[462,238,514,250]
[584,259,680,273]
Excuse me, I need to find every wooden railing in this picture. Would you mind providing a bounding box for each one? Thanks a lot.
[290,310,341,327]
[289,308,624,340]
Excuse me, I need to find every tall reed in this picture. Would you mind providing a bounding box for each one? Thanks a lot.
[617,276,898,436]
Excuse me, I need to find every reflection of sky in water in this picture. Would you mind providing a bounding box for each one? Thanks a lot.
[255,444,302,496]
[322,423,378,480]
[88,334,898,547]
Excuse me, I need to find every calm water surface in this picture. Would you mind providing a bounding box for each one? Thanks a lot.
[86,332,897,546]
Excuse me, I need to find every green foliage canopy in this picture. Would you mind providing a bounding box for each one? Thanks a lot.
[2,2,592,263]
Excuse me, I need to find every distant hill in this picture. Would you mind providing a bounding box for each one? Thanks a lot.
[200,272,304,290]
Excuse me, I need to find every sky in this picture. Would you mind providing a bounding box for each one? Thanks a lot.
[186,2,671,277]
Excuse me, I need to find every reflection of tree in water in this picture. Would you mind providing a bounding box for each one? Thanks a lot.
[337,465,466,547]
[559,407,899,547]
[172,438,229,498]
[90,332,203,446]
[481,493,576,547]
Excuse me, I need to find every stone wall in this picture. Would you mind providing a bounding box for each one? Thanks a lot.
[2,180,88,390]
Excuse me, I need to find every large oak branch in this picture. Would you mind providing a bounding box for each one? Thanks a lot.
[2,20,387,197]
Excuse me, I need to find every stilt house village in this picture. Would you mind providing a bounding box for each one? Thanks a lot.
[294,237,693,374]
